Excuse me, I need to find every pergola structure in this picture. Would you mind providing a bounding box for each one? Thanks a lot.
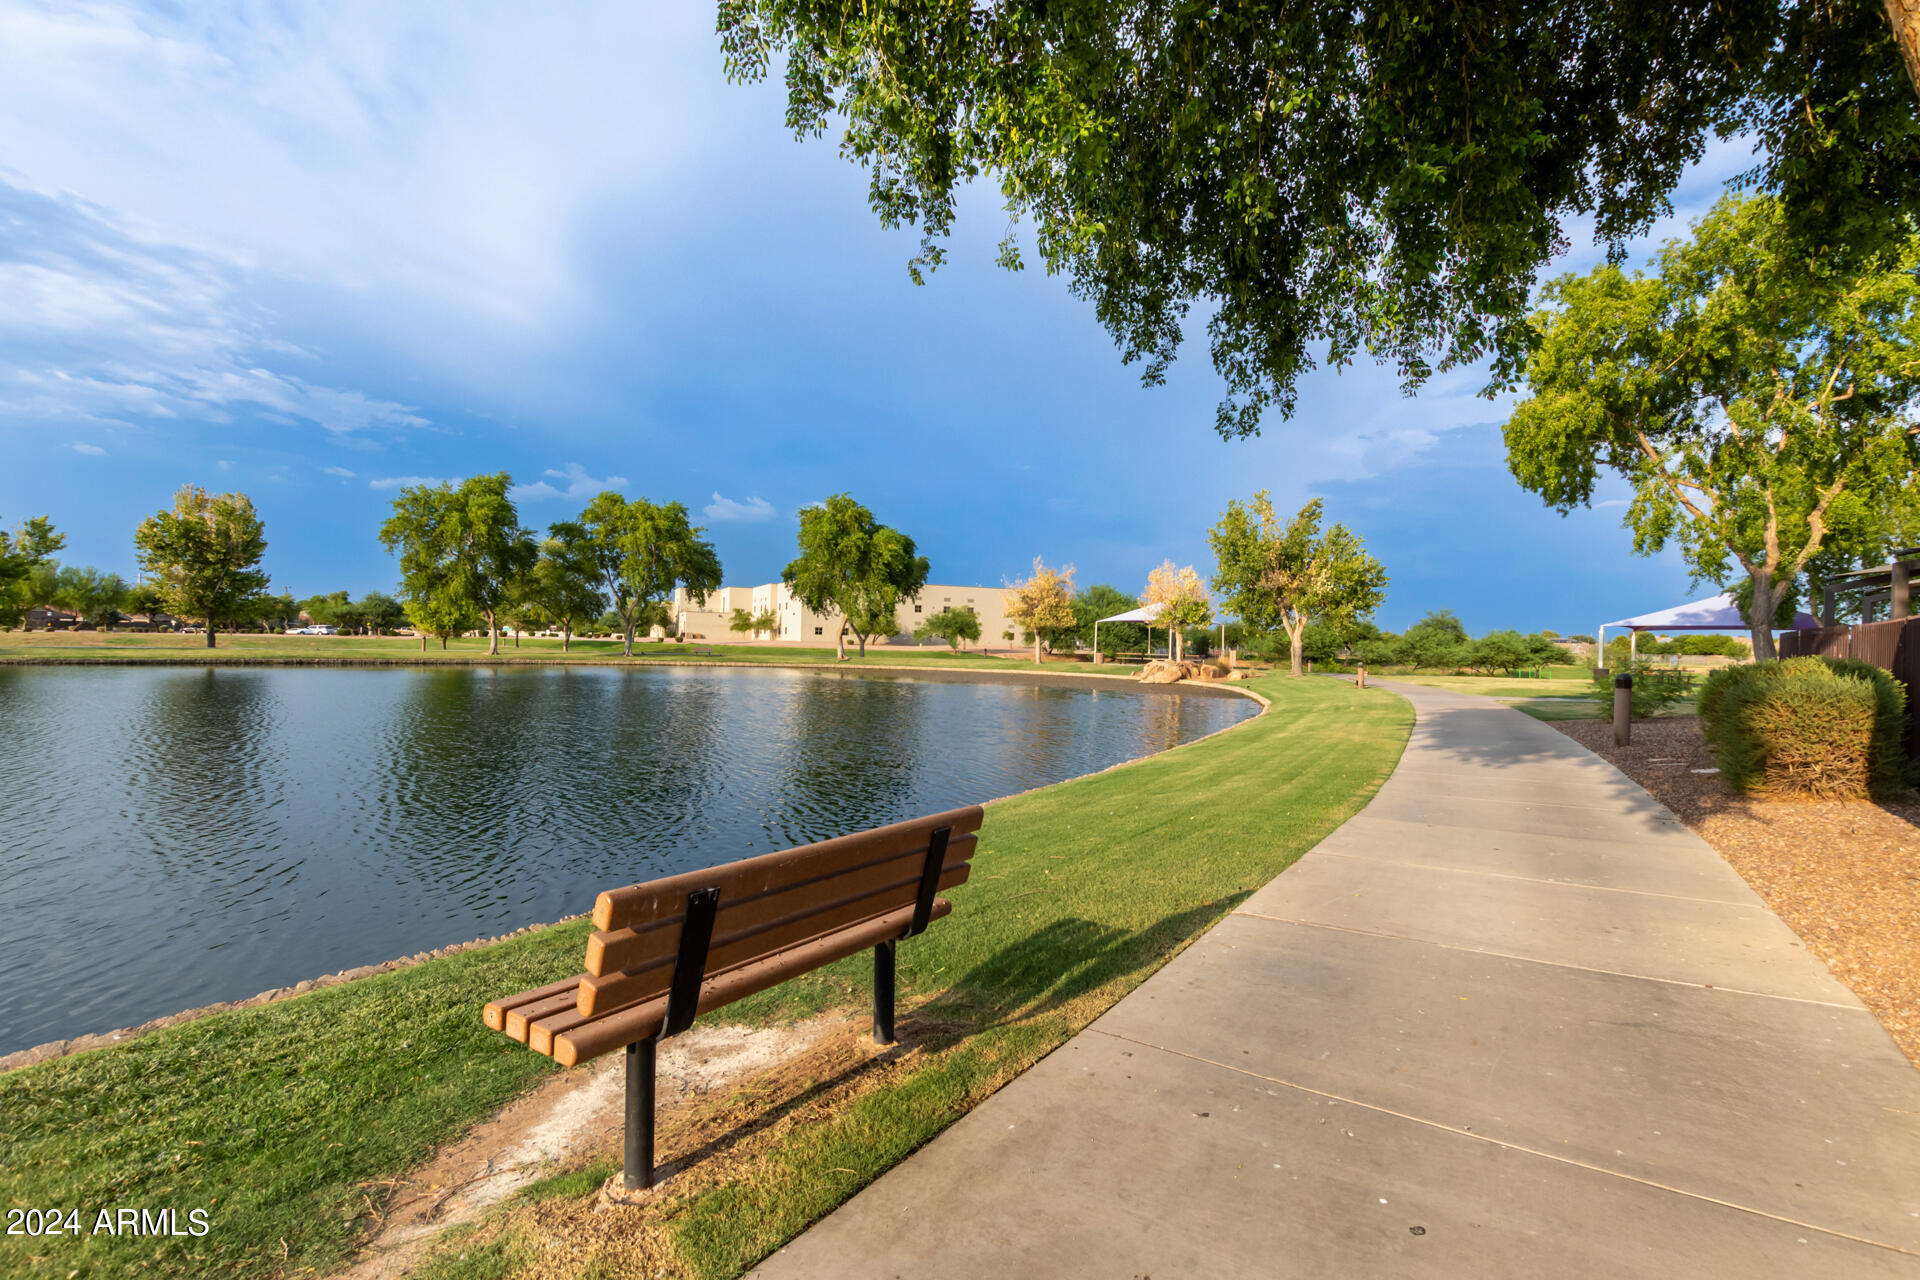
[1819,547,1920,624]
[1597,592,1821,665]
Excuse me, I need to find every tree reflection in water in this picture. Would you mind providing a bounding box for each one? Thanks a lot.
[0,665,1254,1054]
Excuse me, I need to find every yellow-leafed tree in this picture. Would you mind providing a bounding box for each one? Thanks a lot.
[1002,557,1077,664]
[1143,561,1212,661]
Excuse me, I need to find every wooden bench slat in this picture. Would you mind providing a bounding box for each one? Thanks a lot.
[482,975,585,1033]
[577,859,970,1018]
[505,989,585,1043]
[592,805,983,932]
[551,898,952,1067]
[583,833,975,977]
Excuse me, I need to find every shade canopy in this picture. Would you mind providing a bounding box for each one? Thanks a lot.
[1601,592,1820,633]
[1096,602,1167,625]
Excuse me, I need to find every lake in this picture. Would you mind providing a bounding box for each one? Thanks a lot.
[0,664,1257,1054]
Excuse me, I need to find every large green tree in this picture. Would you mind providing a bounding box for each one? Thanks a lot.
[720,1,1920,439]
[134,486,271,649]
[0,515,64,629]
[784,494,930,660]
[358,592,408,635]
[914,605,982,652]
[54,566,129,630]
[379,474,537,657]
[1209,495,1387,677]
[405,592,481,652]
[524,522,607,652]
[1504,194,1920,659]
[580,494,723,657]
[1073,583,1144,656]
[1395,610,1472,670]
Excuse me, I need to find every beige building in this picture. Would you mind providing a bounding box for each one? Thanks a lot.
[671,581,1022,651]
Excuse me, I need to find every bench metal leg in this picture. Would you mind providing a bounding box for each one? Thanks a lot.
[873,941,896,1045]
[624,1036,657,1189]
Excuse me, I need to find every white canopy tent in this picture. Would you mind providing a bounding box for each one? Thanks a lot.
[1598,592,1822,663]
[1094,601,1166,658]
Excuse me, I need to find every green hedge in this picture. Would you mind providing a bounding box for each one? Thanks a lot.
[1698,658,1915,799]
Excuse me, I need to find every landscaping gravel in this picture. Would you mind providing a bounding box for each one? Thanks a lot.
[1554,716,1920,1065]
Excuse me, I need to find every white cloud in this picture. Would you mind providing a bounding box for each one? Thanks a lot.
[1308,367,1512,484]
[322,465,356,478]
[72,440,105,455]
[368,474,448,491]
[216,458,233,469]
[704,493,778,523]
[0,181,428,436]
[510,462,625,503]
[1593,498,1629,510]
[0,3,748,412]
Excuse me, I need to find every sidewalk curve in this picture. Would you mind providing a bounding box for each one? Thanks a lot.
[751,680,1920,1278]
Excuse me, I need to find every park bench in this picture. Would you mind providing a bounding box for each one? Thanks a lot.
[690,646,715,655]
[482,805,984,1190]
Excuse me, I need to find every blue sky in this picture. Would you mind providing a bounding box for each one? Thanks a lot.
[0,3,1757,635]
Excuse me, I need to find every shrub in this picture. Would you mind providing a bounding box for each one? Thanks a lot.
[1587,662,1695,719]
[1698,658,1915,799]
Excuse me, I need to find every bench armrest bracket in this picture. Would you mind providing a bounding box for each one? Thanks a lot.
[663,886,721,1038]
[906,826,951,939]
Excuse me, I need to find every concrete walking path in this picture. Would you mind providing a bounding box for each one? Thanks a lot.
[751,681,1920,1277]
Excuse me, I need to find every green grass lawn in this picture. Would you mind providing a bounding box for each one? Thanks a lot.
[1375,668,1596,699]
[1379,669,1701,722]
[0,673,1409,1279]
[0,630,1140,674]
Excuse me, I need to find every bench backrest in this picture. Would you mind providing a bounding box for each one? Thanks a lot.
[485,804,983,1065]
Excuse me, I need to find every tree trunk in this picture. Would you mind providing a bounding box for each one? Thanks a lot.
[836,620,848,661]
[1287,621,1306,677]
[623,621,635,657]
[441,634,449,651]
[1033,634,1042,664]
[1885,0,1920,102]
[563,626,571,653]
[1746,571,1780,661]
[205,621,216,650]
[857,631,868,657]
[513,629,520,649]
[486,615,500,656]
[419,631,426,652]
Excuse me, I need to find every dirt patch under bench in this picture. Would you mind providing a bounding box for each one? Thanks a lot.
[337,1012,860,1280]
[1553,715,1920,1065]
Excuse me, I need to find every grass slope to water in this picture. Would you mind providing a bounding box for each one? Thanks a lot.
[0,675,1410,1280]
[0,631,1142,673]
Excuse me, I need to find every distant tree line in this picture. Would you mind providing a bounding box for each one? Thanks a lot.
[1335,611,1575,675]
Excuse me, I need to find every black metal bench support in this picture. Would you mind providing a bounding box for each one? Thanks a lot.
[872,825,950,1047]
[624,1036,656,1190]
[623,885,720,1190]
[873,941,897,1044]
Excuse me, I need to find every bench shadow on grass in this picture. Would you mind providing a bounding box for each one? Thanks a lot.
[923,895,1252,1029]
[659,897,1249,1182]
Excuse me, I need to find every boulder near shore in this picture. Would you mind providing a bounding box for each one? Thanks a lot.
[1135,659,1229,684]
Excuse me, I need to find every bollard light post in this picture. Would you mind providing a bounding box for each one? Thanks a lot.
[1356,665,1367,689]
[1612,673,1633,747]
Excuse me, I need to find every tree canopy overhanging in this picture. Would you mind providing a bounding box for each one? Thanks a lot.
[719,1,1920,438]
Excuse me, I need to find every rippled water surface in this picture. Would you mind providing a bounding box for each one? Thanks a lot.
[0,664,1255,1053]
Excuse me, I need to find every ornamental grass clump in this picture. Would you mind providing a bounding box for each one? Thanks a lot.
[1698,658,1915,800]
